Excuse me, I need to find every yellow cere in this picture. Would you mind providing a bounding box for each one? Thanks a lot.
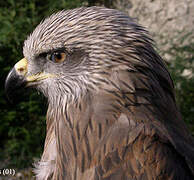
[14,58,28,76]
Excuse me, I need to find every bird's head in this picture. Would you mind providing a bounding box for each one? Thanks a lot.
[5,7,173,107]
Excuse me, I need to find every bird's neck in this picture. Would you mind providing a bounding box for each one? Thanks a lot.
[46,91,125,178]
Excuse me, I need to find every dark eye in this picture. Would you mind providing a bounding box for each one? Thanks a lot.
[49,52,67,63]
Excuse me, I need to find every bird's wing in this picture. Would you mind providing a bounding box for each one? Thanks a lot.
[93,120,193,179]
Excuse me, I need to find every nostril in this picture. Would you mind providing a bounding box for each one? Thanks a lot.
[14,58,28,75]
[16,66,27,76]
[18,67,25,72]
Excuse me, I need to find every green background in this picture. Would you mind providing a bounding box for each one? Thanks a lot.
[0,0,193,170]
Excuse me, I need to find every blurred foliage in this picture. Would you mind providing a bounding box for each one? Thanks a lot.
[167,41,194,135]
[0,0,193,171]
[87,0,113,6]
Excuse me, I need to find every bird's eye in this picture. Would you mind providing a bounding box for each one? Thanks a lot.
[50,52,66,63]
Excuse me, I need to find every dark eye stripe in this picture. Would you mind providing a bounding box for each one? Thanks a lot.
[38,47,68,58]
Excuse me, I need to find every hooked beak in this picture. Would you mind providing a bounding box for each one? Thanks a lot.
[5,58,55,101]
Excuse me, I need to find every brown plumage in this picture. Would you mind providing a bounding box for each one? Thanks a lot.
[5,6,194,179]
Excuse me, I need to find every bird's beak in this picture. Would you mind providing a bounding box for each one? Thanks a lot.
[5,58,55,101]
[5,58,28,101]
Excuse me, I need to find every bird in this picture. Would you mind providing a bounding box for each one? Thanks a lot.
[5,6,194,180]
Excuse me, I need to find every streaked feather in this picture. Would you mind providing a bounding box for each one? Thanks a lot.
[22,6,194,180]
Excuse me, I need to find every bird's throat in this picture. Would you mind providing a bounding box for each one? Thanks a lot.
[45,92,124,178]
